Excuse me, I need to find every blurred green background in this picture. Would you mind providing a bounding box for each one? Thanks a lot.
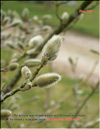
[1,1,99,37]
[1,1,99,128]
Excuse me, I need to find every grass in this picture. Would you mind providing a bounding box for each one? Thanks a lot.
[1,48,99,128]
[1,1,99,37]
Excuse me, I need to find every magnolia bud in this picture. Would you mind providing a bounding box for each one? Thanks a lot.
[12,11,19,18]
[7,10,12,17]
[24,59,41,67]
[26,48,36,55]
[6,42,15,49]
[33,73,61,88]
[42,35,63,61]
[76,90,83,95]
[12,53,21,58]
[21,66,32,79]
[17,42,25,50]
[61,12,69,23]
[84,121,94,128]
[8,63,19,71]
[21,82,32,91]
[22,8,29,20]
[42,15,52,20]
[33,16,39,21]
[10,19,22,27]
[1,109,12,118]
[42,25,52,32]
[28,35,43,48]
[3,17,11,25]
[10,58,17,63]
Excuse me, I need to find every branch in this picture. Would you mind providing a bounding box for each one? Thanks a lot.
[55,4,63,25]
[68,81,99,128]
[30,1,94,59]
[2,0,94,96]
[1,60,47,103]
[84,1,99,11]
[1,83,25,103]
[79,61,98,89]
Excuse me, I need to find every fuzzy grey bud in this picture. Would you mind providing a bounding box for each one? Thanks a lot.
[42,35,63,61]
[26,48,36,55]
[6,42,15,49]
[33,73,61,88]
[42,25,52,32]
[28,35,43,48]
[21,66,32,79]
[1,109,12,118]
[24,59,41,67]
[33,16,39,21]
[61,12,69,23]
[10,19,22,27]
[22,8,29,20]
[42,15,52,20]
[17,41,25,50]
[8,63,19,71]
[10,58,17,63]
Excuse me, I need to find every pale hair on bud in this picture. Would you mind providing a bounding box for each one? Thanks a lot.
[8,63,19,71]
[22,8,29,19]
[21,66,32,79]
[6,42,15,49]
[33,73,61,88]
[10,58,17,63]
[33,16,39,21]
[42,15,52,20]
[26,48,36,55]
[42,35,63,61]
[10,19,22,27]
[17,41,25,50]
[1,109,12,118]
[24,59,41,67]
[61,12,69,23]
[42,25,52,32]
[28,35,43,48]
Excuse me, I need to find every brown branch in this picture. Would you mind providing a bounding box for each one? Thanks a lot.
[1,60,47,103]
[2,0,94,97]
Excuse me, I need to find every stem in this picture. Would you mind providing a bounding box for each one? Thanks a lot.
[1,82,27,103]
[44,62,52,109]
[30,1,94,59]
[73,67,79,107]
[6,119,12,128]
[1,0,94,103]
[1,60,47,103]
[79,61,98,89]
[68,82,99,128]
[0,67,8,72]
[30,60,47,82]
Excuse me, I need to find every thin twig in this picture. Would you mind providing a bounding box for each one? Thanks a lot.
[6,119,12,128]
[0,67,8,72]
[68,81,99,128]
[79,61,98,89]
[1,60,47,103]
[84,1,99,11]
[2,0,94,101]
